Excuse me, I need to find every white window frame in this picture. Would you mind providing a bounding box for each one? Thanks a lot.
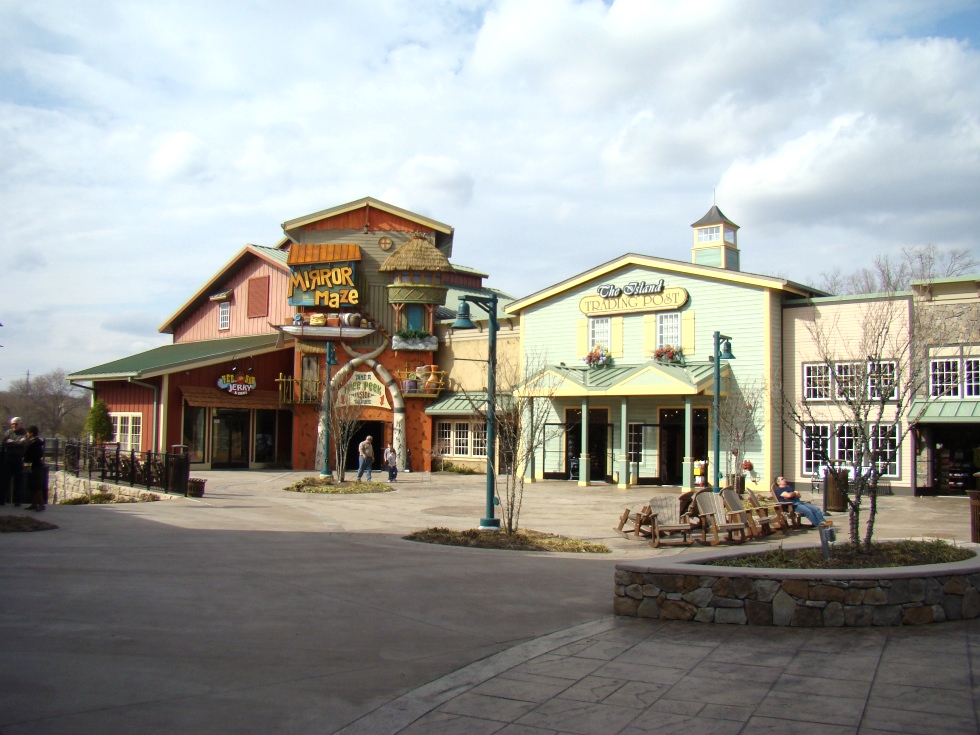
[453,422,470,456]
[110,412,142,452]
[436,421,453,456]
[870,424,899,478]
[471,423,487,457]
[627,423,643,463]
[218,301,231,331]
[697,226,720,242]
[802,424,830,476]
[656,312,680,351]
[966,358,980,398]
[867,360,897,401]
[930,358,960,398]
[588,317,610,351]
[803,363,831,401]
[835,424,861,467]
[437,420,490,458]
[834,362,863,401]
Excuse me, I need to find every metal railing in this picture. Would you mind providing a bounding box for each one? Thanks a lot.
[277,373,322,405]
[52,439,190,496]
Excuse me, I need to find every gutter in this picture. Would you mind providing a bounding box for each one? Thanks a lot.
[128,378,160,452]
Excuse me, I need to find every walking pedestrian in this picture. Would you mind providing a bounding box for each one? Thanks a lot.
[384,443,397,482]
[356,435,374,482]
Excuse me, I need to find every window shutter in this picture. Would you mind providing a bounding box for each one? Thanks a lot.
[577,319,588,357]
[247,276,270,319]
[643,314,657,356]
[681,311,695,356]
[610,316,624,358]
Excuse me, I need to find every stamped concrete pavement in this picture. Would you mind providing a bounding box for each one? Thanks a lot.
[0,470,975,734]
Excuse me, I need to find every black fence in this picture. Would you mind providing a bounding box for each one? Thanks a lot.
[48,439,190,496]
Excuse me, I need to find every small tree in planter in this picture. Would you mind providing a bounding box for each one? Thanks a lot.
[84,399,113,445]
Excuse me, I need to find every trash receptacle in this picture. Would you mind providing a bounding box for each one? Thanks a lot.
[823,468,848,512]
[187,478,206,498]
[969,491,980,544]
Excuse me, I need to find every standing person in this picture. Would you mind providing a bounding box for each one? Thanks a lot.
[384,443,398,482]
[356,435,374,482]
[24,426,46,512]
[776,476,833,528]
[1,417,28,506]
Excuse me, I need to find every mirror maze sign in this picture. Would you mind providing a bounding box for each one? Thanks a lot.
[288,261,361,308]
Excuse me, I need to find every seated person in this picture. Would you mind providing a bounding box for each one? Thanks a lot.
[776,476,832,528]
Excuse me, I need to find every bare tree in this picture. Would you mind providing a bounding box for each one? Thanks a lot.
[0,368,88,436]
[329,378,364,483]
[817,245,978,295]
[779,293,948,550]
[718,378,768,482]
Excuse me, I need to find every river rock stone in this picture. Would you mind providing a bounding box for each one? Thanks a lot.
[823,602,845,627]
[626,584,643,600]
[637,598,660,619]
[652,575,686,593]
[873,605,903,626]
[782,579,809,599]
[887,578,910,605]
[683,587,714,607]
[713,577,733,598]
[791,606,824,627]
[844,588,865,605]
[733,577,756,599]
[614,595,640,616]
[924,578,944,605]
[863,587,888,606]
[715,607,748,625]
[693,607,715,623]
[712,596,744,608]
[810,585,845,603]
[942,594,963,621]
[745,599,772,626]
[659,600,697,621]
[902,605,935,625]
[962,588,980,619]
[944,577,968,595]
[909,578,926,602]
[642,584,662,597]
[844,605,874,626]
[754,579,780,602]
[772,590,796,626]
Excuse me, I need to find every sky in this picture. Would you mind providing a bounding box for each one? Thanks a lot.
[1,0,979,385]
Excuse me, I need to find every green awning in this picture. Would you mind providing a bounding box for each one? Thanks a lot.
[425,391,514,416]
[909,399,980,423]
[67,334,288,381]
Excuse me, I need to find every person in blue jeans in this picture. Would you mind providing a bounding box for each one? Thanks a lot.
[777,476,833,528]
[356,435,374,482]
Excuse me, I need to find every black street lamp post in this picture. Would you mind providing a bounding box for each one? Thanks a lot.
[712,331,735,492]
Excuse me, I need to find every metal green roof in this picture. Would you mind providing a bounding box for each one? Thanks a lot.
[910,399,980,423]
[546,361,720,392]
[425,391,515,415]
[67,334,286,381]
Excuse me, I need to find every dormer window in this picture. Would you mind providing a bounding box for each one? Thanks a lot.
[697,226,720,243]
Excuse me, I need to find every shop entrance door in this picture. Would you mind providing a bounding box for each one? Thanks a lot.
[212,408,250,468]
[658,409,708,485]
[565,409,611,482]
[345,421,385,473]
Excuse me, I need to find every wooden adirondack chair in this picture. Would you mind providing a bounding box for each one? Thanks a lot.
[647,495,697,548]
[744,488,792,532]
[695,492,747,545]
[614,504,653,540]
[721,487,781,538]
[769,482,804,529]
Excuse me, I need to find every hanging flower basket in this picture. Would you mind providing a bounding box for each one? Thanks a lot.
[742,459,754,472]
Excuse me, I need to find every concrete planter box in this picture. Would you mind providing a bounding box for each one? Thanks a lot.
[615,541,980,627]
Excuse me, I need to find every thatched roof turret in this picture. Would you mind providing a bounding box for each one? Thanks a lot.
[379,233,452,273]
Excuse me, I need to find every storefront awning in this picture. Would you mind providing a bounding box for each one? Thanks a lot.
[517,361,727,398]
[909,399,980,423]
[181,386,283,410]
[425,391,515,416]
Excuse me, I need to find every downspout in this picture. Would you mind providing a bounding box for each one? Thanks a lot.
[129,378,160,452]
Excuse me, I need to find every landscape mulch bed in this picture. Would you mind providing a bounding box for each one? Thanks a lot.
[706,539,974,569]
[284,477,394,494]
[0,514,58,533]
[406,527,611,553]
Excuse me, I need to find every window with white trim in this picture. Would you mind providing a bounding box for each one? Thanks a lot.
[627,423,643,463]
[930,359,960,398]
[436,420,488,458]
[834,362,862,400]
[870,424,899,477]
[803,364,831,401]
[802,424,830,475]
[868,360,897,400]
[656,312,680,350]
[966,358,980,397]
[697,226,720,242]
[588,317,609,351]
[110,413,142,452]
[835,424,860,467]
[218,301,231,331]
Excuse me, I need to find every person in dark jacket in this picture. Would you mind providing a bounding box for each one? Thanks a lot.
[24,426,46,512]
[1,417,28,505]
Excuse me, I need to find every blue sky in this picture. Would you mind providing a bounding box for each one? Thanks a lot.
[1,0,978,383]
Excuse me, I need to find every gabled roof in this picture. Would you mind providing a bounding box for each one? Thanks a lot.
[505,253,821,314]
[691,205,739,229]
[281,197,454,235]
[517,361,728,398]
[287,243,361,266]
[158,245,289,334]
[67,334,289,381]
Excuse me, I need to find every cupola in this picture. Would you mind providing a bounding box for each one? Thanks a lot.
[378,232,452,334]
[691,205,740,271]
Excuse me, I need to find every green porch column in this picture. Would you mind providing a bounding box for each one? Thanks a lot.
[524,398,536,483]
[682,396,694,489]
[618,397,630,489]
[578,396,590,486]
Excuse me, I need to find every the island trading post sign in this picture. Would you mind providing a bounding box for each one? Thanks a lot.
[337,372,390,409]
[579,278,689,315]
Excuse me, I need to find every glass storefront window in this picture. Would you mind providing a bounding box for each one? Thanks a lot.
[183,406,207,463]
[255,409,277,463]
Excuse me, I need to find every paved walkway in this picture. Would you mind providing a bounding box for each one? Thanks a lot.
[0,471,976,734]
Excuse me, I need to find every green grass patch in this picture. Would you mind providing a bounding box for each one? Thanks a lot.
[706,539,974,570]
[0,515,58,533]
[284,476,394,494]
[405,527,611,553]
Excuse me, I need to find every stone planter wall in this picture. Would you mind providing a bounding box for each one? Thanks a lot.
[50,471,181,503]
[615,544,980,627]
